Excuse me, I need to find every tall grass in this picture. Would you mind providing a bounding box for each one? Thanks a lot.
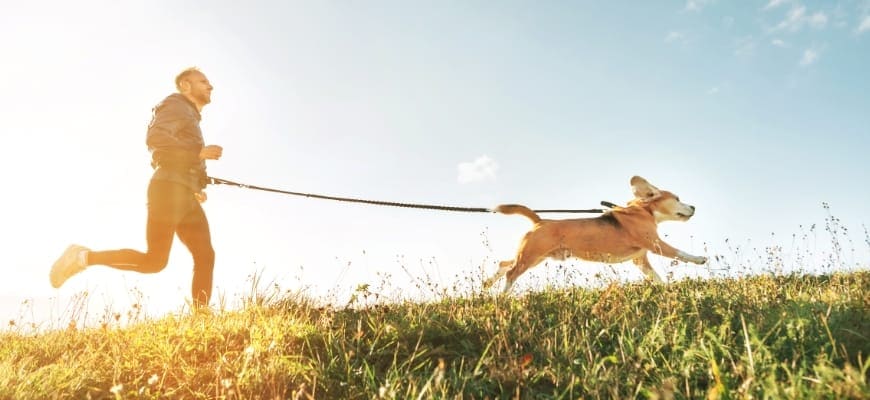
[1,208,868,398]
[0,271,867,399]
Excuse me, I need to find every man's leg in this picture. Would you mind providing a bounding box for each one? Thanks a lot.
[86,217,174,273]
[51,181,189,288]
[175,202,215,307]
[87,180,188,273]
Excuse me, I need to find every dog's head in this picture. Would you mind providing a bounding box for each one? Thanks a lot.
[629,176,696,223]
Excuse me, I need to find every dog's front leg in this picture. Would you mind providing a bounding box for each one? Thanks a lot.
[649,240,707,265]
[676,250,707,264]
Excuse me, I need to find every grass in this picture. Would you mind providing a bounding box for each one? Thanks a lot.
[2,208,868,398]
[0,270,867,399]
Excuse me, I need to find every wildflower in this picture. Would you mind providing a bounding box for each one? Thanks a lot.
[110,384,123,395]
[519,354,533,368]
[148,374,159,386]
[435,358,446,386]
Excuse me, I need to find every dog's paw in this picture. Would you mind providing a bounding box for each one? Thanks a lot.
[678,251,708,265]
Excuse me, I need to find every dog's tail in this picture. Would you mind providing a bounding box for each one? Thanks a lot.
[494,204,541,224]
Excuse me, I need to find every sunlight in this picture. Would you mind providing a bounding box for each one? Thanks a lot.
[2,1,868,339]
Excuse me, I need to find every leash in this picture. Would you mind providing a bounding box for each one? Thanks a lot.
[208,176,613,214]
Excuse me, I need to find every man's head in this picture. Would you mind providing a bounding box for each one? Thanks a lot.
[175,67,213,110]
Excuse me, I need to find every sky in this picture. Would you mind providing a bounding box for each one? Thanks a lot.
[2,0,869,328]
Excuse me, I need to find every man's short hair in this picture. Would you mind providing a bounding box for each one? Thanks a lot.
[175,67,202,91]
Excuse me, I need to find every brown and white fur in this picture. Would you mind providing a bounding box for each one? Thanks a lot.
[483,176,707,292]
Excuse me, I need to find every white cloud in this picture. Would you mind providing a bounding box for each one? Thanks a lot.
[858,16,870,33]
[808,12,828,29]
[664,31,684,43]
[707,86,720,95]
[457,155,499,184]
[771,38,789,47]
[799,48,819,66]
[775,6,806,31]
[773,7,828,32]
[684,0,713,12]
[763,0,789,11]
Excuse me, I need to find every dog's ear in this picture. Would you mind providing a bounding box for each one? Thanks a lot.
[631,176,661,200]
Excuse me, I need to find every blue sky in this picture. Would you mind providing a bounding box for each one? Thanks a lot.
[1,0,868,326]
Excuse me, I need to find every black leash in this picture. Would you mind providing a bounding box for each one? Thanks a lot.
[208,176,612,214]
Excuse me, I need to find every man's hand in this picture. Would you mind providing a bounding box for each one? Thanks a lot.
[195,191,207,203]
[199,145,223,160]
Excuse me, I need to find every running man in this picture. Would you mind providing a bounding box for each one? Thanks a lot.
[50,67,222,308]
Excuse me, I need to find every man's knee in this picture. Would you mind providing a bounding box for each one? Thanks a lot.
[141,255,170,273]
[199,247,215,264]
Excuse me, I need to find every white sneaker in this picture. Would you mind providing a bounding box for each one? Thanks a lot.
[50,244,90,288]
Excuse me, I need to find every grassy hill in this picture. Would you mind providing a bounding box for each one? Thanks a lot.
[1,272,868,399]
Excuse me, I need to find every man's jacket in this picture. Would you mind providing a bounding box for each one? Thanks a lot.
[146,93,207,190]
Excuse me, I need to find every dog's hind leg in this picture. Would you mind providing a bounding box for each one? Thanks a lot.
[632,253,663,283]
[503,250,549,293]
[483,260,514,289]
[492,230,551,292]
[502,261,529,293]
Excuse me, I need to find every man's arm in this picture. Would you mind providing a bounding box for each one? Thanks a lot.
[146,102,188,150]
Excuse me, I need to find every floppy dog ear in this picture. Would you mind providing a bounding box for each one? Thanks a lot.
[631,176,661,200]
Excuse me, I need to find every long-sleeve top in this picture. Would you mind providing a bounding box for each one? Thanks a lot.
[146,93,207,190]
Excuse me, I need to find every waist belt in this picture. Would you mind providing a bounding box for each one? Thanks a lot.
[152,160,202,172]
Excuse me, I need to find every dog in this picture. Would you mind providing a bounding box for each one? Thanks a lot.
[483,176,707,292]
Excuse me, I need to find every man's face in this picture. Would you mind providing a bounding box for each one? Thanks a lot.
[183,71,213,106]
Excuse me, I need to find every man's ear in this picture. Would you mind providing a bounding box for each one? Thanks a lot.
[630,176,661,200]
[179,80,191,92]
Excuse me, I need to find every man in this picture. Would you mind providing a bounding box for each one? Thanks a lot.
[50,67,223,308]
